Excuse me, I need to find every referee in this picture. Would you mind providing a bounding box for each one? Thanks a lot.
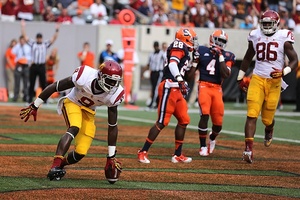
[146,41,165,109]
[21,20,60,103]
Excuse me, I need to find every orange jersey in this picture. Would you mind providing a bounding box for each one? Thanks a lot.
[78,51,95,68]
[5,47,16,69]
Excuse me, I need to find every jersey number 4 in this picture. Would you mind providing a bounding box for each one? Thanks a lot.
[256,42,278,61]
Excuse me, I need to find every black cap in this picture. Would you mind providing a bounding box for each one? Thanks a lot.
[36,33,43,38]
[154,41,159,47]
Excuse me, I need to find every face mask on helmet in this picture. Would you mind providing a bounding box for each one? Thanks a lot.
[175,28,199,51]
[98,60,122,93]
[209,29,228,50]
[259,10,280,35]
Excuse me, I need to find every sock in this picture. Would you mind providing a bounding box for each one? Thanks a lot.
[51,155,64,168]
[199,134,207,147]
[245,138,254,151]
[174,140,183,156]
[209,132,219,141]
[141,138,153,152]
[108,146,116,157]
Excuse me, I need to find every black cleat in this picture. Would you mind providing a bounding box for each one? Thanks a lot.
[47,167,66,181]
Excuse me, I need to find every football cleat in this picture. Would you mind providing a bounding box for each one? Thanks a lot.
[171,154,192,163]
[137,150,150,164]
[47,167,66,181]
[242,151,253,164]
[199,146,209,157]
[264,128,273,147]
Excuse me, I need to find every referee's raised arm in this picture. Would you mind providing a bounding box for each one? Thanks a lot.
[50,23,61,45]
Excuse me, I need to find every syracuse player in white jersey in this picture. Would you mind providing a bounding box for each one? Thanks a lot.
[20,60,124,180]
[237,10,298,163]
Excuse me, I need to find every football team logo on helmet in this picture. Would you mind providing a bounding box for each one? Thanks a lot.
[175,28,199,51]
[259,10,280,35]
[209,29,228,50]
[98,60,122,92]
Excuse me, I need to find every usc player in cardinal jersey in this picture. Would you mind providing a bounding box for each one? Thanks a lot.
[20,60,124,181]
[138,28,198,164]
[237,10,298,163]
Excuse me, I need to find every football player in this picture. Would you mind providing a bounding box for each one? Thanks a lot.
[237,10,298,163]
[20,60,124,181]
[138,28,198,164]
[188,29,235,156]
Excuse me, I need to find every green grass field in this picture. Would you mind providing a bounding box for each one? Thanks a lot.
[0,102,299,199]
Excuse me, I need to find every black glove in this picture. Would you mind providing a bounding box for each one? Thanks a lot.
[20,103,38,122]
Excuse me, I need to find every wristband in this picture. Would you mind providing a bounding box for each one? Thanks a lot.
[283,66,291,76]
[33,97,44,108]
[192,62,197,68]
[219,55,225,62]
[237,70,246,81]
[176,75,183,82]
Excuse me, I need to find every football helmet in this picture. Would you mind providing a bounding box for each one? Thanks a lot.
[209,29,228,50]
[259,10,280,35]
[98,60,122,92]
[175,28,198,51]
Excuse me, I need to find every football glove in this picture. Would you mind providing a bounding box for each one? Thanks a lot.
[270,67,283,79]
[20,103,38,122]
[192,50,200,63]
[238,77,251,93]
[178,81,190,97]
[104,155,122,184]
[211,46,222,56]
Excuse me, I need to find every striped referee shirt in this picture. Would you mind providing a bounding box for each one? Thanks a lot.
[148,50,165,71]
[27,39,52,64]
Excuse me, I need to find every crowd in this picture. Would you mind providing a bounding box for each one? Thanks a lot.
[1,0,300,32]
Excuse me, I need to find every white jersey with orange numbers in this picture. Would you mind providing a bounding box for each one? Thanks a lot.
[249,28,294,78]
[58,65,124,113]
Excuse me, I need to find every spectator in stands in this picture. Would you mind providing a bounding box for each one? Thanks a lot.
[57,0,77,16]
[72,9,86,24]
[77,0,93,16]
[43,5,57,22]
[92,13,107,25]
[138,0,152,20]
[239,15,254,29]
[56,8,72,24]
[181,13,195,27]
[5,38,17,99]
[170,0,186,26]
[90,0,108,21]
[1,0,17,22]
[233,0,252,28]
[17,0,34,21]
[267,0,279,12]
[77,42,95,68]
[292,4,300,33]
[109,9,122,25]
[112,0,125,15]
[130,0,143,11]
[152,7,168,25]
[191,0,209,27]
[33,0,47,21]
[222,11,236,29]
[99,39,120,65]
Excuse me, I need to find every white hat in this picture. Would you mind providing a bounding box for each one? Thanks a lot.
[106,39,113,45]
[297,4,300,11]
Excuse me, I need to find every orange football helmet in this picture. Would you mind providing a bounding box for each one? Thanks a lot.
[209,29,228,50]
[175,28,198,51]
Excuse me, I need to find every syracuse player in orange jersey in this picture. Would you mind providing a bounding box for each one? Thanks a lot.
[188,29,235,156]
[138,28,198,163]
[237,10,298,163]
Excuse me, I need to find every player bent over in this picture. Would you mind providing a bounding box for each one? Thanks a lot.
[20,60,124,181]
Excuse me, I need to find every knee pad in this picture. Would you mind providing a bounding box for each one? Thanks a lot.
[212,125,222,133]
